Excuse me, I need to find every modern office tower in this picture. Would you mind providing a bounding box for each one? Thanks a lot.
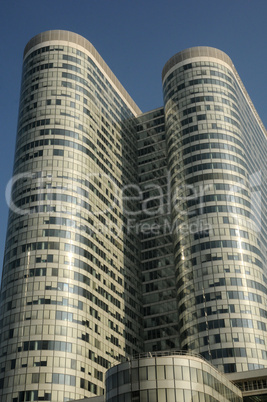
[0,31,267,402]
[0,31,143,402]
[162,47,267,373]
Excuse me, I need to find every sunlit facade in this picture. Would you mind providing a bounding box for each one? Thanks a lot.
[162,47,267,373]
[105,352,243,402]
[0,31,143,402]
[0,31,266,402]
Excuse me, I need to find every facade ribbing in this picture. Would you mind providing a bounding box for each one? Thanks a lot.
[0,31,143,402]
[162,47,267,373]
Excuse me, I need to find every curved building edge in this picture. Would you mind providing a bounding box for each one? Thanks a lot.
[162,46,266,137]
[24,30,142,116]
[105,352,243,401]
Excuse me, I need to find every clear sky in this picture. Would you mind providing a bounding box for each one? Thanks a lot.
[0,0,266,271]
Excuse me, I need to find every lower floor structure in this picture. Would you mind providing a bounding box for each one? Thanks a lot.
[73,351,267,401]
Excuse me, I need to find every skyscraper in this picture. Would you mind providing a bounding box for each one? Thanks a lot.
[162,47,267,373]
[0,30,143,402]
[0,31,266,402]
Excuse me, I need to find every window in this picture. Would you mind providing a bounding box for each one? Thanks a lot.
[53,149,64,156]
[32,373,39,383]
[257,321,266,331]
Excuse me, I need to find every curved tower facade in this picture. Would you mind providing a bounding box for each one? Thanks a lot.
[0,31,143,402]
[162,47,267,373]
[105,352,242,402]
[0,33,267,402]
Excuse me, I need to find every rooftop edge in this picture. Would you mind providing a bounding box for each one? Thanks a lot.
[23,30,141,116]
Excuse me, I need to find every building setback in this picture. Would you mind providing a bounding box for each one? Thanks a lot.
[0,30,266,402]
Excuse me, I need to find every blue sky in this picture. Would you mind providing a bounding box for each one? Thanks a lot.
[0,0,266,269]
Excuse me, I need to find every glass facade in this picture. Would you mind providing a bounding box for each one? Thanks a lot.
[0,33,266,402]
[0,31,143,402]
[136,108,179,352]
[162,47,267,373]
[105,352,242,401]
